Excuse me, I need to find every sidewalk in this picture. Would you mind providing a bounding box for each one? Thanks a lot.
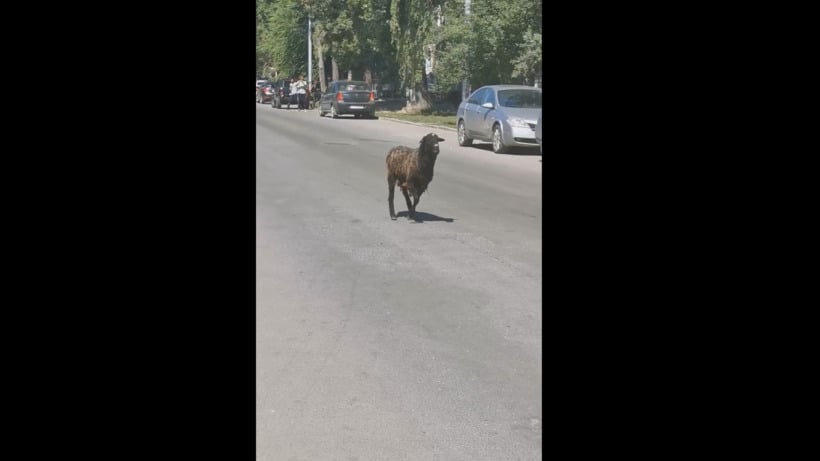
[375,98,457,132]
[376,116,456,132]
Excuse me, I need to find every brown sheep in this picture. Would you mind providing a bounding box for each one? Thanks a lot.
[386,133,445,220]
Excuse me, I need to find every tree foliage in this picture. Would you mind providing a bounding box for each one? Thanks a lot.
[257,0,543,101]
[315,0,394,82]
[511,29,542,84]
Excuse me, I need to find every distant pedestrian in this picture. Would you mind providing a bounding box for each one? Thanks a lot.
[310,79,321,108]
[294,75,308,111]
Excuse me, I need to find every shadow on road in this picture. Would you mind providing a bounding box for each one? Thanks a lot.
[395,211,455,223]
[463,143,541,156]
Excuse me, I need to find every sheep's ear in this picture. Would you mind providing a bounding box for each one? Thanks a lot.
[436,136,445,142]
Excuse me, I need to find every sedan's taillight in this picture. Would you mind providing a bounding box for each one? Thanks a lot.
[337,91,344,102]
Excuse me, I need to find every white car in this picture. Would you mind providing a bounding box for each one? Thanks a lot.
[535,113,542,154]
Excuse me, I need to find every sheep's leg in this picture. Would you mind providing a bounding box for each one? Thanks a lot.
[401,187,414,219]
[388,175,397,220]
[412,191,421,217]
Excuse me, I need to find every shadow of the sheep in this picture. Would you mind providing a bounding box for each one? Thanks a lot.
[394,211,455,223]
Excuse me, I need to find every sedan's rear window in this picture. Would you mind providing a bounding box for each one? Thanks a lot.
[342,83,370,91]
[497,90,541,108]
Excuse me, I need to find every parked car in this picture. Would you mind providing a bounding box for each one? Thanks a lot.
[535,113,542,154]
[272,78,296,109]
[456,85,542,153]
[319,80,376,119]
[256,79,270,100]
[380,82,397,98]
[256,81,274,104]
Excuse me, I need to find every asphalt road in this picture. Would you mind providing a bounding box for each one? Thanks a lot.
[256,103,542,460]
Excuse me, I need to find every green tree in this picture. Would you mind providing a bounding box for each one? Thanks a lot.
[511,29,541,85]
[256,0,542,107]
[433,0,542,97]
[256,0,277,78]
[389,0,445,111]
[430,0,474,100]
[300,0,394,91]
[268,0,310,78]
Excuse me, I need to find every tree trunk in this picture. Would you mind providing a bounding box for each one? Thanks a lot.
[404,83,433,114]
[331,57,339,82]
[315,31,327,92]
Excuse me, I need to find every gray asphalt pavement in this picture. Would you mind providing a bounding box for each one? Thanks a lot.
[256,103,542,460]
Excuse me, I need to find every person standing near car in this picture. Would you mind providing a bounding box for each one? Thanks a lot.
[294,75,308,111]
[310,78,321,108]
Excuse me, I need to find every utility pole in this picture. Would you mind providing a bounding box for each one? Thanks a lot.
[308,16,313,85]
[462,0,471,102]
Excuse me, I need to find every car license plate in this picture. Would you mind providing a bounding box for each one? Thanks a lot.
[350,105,364,109]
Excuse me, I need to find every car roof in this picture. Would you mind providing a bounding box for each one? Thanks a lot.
[479,85,540,90]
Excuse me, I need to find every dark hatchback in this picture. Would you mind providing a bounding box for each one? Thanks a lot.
[319,80,376,119]
[272,78,296,109]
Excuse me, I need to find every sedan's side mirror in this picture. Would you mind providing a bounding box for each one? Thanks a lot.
[481,102,494,109]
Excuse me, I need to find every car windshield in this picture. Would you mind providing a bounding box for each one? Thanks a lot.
[497,89,541,108]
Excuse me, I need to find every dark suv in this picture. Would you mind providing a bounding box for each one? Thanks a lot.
[272,79,296,109]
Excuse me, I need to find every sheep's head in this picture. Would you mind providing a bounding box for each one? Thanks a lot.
[420,133,445,156]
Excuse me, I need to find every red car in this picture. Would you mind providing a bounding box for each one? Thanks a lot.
[256,81,274,104]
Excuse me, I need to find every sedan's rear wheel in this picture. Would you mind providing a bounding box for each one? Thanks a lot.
[457,120,473,146]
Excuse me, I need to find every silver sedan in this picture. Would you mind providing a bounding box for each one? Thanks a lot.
[456,85,541,153]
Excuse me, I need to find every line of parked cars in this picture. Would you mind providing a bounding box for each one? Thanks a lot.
[257,79,298,108]
[257,79,542,154]
[259,78,376,115]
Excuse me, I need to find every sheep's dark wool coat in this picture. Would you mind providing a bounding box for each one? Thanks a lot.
[386,133,445,220]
